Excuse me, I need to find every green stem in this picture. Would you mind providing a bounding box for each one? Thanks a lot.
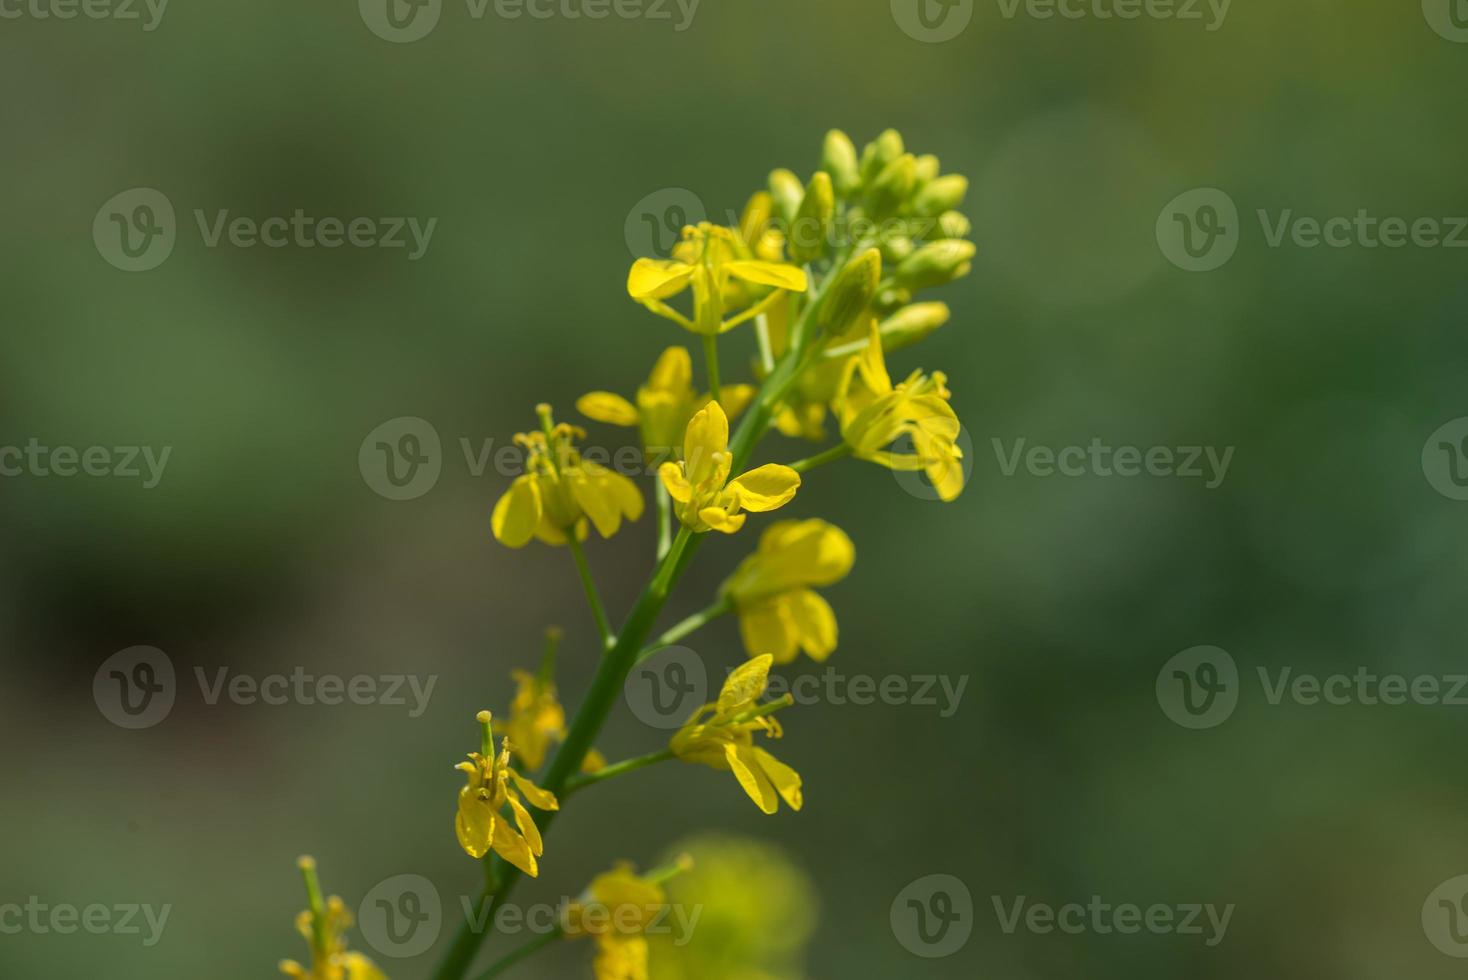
[655,481,672,561]
[563,748,675,798]
[567,537,614,651]
[702,333,722,397]
[468,929,563,980]
[635,596,732,665]
[789,443,852,474]
[298,858,327,956]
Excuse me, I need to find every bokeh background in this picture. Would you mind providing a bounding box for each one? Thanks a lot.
[4,1,1468,977]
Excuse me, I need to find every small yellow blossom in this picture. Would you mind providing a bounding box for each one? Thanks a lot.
[628,223,808,336]
[577,346,755,463]
[670,655,802,814]
[834,320,965,502]
[279,858,387,980]
[722,520,855,663]
[567,862,681,980]
[492,405,644,548]
[455,711,560,876]
[497,668,606,774]
[658,402,801,534]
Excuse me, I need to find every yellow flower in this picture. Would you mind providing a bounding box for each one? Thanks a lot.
[567,862,679,980]
[492,405,644,548]
[670,655,802,815]
[834,320,965,502]
[658,402,801,534]
[454,711,560,876]
[760,294,852,442]
[628,223,808,336]
[279,858,388,980]
[721,520,854,663]
[577,347,755,462]
[496,668,606,774]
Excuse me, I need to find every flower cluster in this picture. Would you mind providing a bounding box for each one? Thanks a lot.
[283,128,971,980]
[279,858,386,980]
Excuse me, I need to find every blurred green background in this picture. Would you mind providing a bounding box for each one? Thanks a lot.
[4,1,1468,977]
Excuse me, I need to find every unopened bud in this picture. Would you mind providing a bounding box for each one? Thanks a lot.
[859,128,905,185]
[914,154,941,186]
[821,129,862,197]
[895,239,976,289]
[768,169,805,227]
[911,175,969,218]
[937,210,972,239]
[788,172,834,264]
[739,192,775,249]
[880,235,915,264]
[866,153,918,220]
[879,302,950,353]
[819,248,883,336]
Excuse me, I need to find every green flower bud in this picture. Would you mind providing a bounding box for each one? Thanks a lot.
[911,175,969,218]
[866,153,918,221]
[819,248,883,337]
[768,169,805,227]
[880,235,915,264]
[788,172,834,264]
[821,130,862,198]
[875,286,912,312]
[859,129,905,186]
[937,210,973,240]
[914,154,941,186]
[895,239,976,290]
[879,302,950,353]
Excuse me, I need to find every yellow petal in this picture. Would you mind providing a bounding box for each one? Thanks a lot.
[492,818,539,877]
[752,747,804,812]
[597,465,645,522]
[568,466,624,539]
[455,791,495,859]
[627,259,695,301]
[725,742,779,814]
[855,319,892,395]
[507,793,544,857]
[717,384,757,419]
[658,461,693,504]
[593,934,649,980]
[577,392,639,427]
[728,464,801,513]
[683,402,729,485]
[718,653,773,713]
[509,768,560,811]
[698,506,746,534]
[342,952,389,980]
[646,346,693,394]
[491,476,542,548]
[738,601,798,664]
[784,589,838,661]
[724,260,809,293]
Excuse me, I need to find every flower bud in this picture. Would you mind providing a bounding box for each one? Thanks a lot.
[859,128,905,185]
[821,129,862,197]
[866,153,918,221]
[880,235,915,264]
[895,239,976,289]
[879,302,950,353]
[937,210,972,239]
[768,169,805,227]
[818,248,882,337]
[788,172,834,264]
[914,154,941,186]
[911,175,969,218]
